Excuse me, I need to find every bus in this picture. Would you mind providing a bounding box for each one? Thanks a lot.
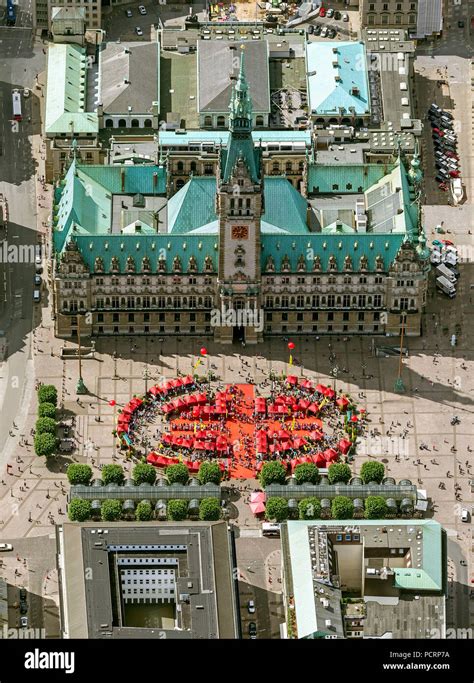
[12,90,22,122]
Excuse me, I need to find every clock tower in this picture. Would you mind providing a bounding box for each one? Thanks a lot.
[215,52,263,345]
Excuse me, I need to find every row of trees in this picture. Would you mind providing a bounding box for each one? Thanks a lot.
[265,495,395,522]
[66,461,223,487]
[34,385,59,457]
[68,497,221,522]
[259,460,386,488]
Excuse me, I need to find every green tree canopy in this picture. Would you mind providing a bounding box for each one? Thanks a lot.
[167,499,188,521]
[101,464,125,486]
[360,461,385,484]
[68,498,91,522]
[365,496,389,519]
[135,500,153,521]
[331,496,354,520]
[260,461,287,488]
[198,461,222,485]
[37,384,58,406]
[38,402,56,419]
[34,432,57,457]
[327,462,352,484]
[199,498,221,521]
[67,464,93,486]
[294,463,321,485]
[132,462,156,486]
[35,417,57,435]
[101,499,122,521]
[265,497,289,522]
[298,497,322,520]
[166,463,189,485]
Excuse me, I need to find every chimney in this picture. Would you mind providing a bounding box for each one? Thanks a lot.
[121,167,125,192]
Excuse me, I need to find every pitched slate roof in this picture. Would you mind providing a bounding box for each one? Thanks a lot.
[306,41,370,117]
[197,41,270,113]
[45,44,99,135]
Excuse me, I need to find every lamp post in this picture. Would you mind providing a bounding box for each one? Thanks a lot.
[394,312,407,393]
[76,312,87,394]
[331,364,339,392]
[143,366,151,394]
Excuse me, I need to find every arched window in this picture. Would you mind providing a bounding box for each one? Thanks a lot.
[144,119,152,127]
[256,115,264,127]
[105,119,114,128]
[217,115,225,127]
[118,119,126,128]
[190,161,197,172]
[204,115,212,127]
[177,161,184,172]
[131,119,139,128]
[176,179,185,190]
[286,162,292,173]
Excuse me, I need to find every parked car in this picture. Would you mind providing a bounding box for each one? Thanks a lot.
[445,151,459,159]
[307,24,314,34]
[321,26,328,37]
[313,24,322,35]
[138,5,146,14]
[327,27,336,38]
[429,103,442,115]
[19,589,27,601]
[34,274,41,286]
[248,622,257,639]
[135,26,143,36]
[247,600,255,614]
[440,110,453,120]
[461,508,470,522]
[432,129,444,137]
[326,8,334,17]
[449,170,460,178]
[20,617,28,628]
[334,10,341,20]
[319,7,326,17]
[125,8,132,17]
[342,12,349,21]
[458,20,465,28]
[0,543,13,551]
[20,601,28,615]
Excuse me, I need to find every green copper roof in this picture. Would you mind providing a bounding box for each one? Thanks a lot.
[45,44,99,135]
[167,177,309,236]
[308,163,393,194]
[73,234,218,273]
[261,232,404,272]
[168,177,218,234]
[322,220,355,234]
[393,520,443,591]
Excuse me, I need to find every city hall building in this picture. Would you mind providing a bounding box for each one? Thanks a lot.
[52,57,430,345]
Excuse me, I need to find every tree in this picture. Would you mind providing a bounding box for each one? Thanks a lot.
[67,464,93,486]
[132,463,156,486]
[38,402,56,419]
[327,462,352,484]
[265,497,289,522]
[199,498,221,521]
[259,461,287,488]
[101,499,122,521]
[34,432,57,457]
[35,417,57,435]
[68,498,91,522]
[37,384,58,406]
[365,496,389,519]
[360,461,385,484]
[166,463,189,485]
[298,497,321,520]
[198,461,222,485]
[135,500,153,521]
[102,464,125,486]
[294,463,321,485]
[331,496,354,520]
[167,499,188,521]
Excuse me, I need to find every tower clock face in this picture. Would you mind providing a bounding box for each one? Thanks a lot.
[231,225,249,240]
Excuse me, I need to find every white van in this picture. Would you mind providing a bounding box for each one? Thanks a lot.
[436,263,456,283]
[436,275,456,297]
[33,290,41,303]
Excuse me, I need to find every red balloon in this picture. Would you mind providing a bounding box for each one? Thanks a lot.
[200,347,207,356]
[108,400,116,406]
[288,342,295,350]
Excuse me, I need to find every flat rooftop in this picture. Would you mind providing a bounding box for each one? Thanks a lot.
[159,52,199,129]
[57,522,238,639]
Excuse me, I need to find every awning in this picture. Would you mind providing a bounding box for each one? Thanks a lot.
[249,501,266,515]
[286,375,298,385]
[250,490,266,503]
